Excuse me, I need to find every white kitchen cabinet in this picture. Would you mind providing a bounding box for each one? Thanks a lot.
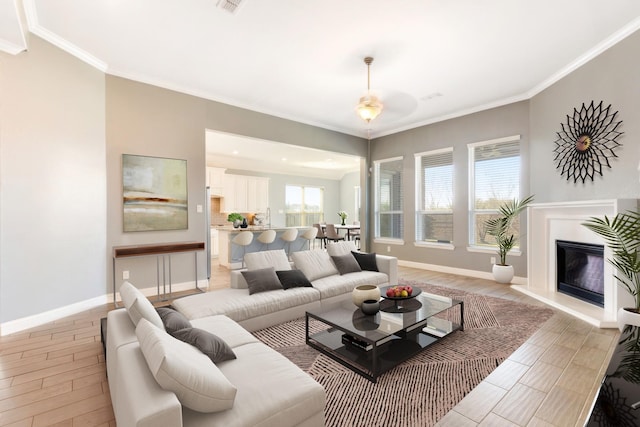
[221,174,269,213]
[207,167,225,196]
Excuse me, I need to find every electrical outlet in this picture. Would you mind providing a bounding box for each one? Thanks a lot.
[490,257,496,265]
[387,246,391,253]
[123,270,130,280]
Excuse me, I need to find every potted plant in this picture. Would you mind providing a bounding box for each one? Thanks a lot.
[338,211,348,226]
[484,195,534,283]
[227,212,244,228]
[583,210,640,330]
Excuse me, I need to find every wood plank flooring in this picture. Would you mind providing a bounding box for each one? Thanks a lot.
[0,262,617,426]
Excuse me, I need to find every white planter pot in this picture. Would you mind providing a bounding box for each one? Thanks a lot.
[352,285,380,307]
[617,307,640,331]
[492,264,514,284]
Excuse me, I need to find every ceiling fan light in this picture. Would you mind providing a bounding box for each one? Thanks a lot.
[357,94,383,123]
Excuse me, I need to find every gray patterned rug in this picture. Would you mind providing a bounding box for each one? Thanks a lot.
[252,280,554,427]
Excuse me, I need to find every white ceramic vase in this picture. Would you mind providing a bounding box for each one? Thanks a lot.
[352,285,380,307]
[492,264,514,284]
[616,307,640,331]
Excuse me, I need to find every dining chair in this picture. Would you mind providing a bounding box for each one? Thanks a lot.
[324,224,345,243]
[314,223,327,249]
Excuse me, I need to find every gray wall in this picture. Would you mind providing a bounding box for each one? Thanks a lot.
[370,102,531,276]
[0,36,107,323]
[529,29,640,202]
[106,76,367,292]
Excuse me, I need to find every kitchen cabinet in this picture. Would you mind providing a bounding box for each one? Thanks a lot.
[221,174,269,213]
[206,167,225,196]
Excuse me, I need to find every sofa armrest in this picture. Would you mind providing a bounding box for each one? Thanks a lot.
[375,254,398,285]
[113,343,183,427]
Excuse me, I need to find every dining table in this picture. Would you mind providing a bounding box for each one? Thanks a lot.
[329,224,361,240]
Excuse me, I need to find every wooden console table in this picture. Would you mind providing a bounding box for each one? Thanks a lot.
[112,241,205,305]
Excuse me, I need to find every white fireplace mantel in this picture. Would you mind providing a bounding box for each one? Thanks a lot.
[512,199,638,328]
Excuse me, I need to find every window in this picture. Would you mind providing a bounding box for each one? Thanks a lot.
[468,135,521,248]
[285,185,324,226]
[374,157,403,241]
[415,148,453,244]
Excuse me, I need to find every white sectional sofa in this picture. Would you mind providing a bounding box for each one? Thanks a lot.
[107,282,326,427]
[172,242,398,331]
[106,242,398,426]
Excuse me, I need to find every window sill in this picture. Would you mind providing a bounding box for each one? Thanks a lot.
[374,238,405,246]
[414,242,455,251]
[466,246,522,257]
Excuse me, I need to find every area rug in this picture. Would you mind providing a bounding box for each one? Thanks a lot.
[252,280,554,427]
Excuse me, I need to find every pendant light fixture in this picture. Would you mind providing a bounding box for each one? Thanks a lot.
[356,57,383,123]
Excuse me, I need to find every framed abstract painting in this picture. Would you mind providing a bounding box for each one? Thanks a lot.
[122,154,188,232]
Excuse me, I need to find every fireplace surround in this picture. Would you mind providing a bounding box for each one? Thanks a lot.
[514,199,638,328]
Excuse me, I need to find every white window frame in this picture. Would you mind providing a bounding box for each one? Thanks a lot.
[373,156,404,245]
[414,148,454,249]
[467,135,522,254]
[284,184,324,227]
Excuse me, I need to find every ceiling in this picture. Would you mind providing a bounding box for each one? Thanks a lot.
[3,1,638,140]
[205,130,361,180]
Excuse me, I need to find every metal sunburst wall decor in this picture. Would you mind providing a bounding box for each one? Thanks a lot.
[553,100,623,183]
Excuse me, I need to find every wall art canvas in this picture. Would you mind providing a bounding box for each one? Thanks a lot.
[122,154,188,232]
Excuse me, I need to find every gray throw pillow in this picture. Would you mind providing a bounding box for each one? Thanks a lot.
[171,327,236,364]
[156,307,191,335]
[331,254,362,275]
[276,269,313,289]
[241,267,283,295]
[352,251,379,272]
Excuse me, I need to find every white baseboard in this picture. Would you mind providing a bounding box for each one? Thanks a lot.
[0,279,210,336]
[398,260,527,286]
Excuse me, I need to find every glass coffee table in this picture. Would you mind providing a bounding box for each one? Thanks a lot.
[305,290,464,383]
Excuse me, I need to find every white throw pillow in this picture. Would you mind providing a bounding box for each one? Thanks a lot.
[244,249,291,271]
[119,281,164,330]
[291,249,339,282]
[326,240,358,257]
[136,319,237,413]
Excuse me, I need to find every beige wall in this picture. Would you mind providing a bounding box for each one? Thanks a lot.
[0,36,106,323]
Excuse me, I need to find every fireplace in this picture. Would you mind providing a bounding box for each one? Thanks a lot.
[556,240,604,307]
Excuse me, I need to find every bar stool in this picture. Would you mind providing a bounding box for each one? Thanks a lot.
[301,227,318,250]
[232,231,253,269]
[257,229,277,250]
[280,228,298,259]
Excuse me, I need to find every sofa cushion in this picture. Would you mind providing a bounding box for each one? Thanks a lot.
[276,269,313,289]
[352,251,380,272]
[190,315,260,348]
[244,249,291,271]
[326,240,358,256]
[311,270,390,299]
[171,327,236,364]
[331,253,362,275]
[291,249,339,281]
[172,287,319,322]
[156,307,191,334]
[135,319,237,413]
[119,281,164,330]
[241,267,283,295]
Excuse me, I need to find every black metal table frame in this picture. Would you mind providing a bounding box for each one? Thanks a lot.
[305,297,464,383]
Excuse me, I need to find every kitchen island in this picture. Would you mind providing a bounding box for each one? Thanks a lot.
[217,226,313,269]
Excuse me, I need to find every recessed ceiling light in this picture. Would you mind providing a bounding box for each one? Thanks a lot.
[232,150,239,155]
[281,157,287,161]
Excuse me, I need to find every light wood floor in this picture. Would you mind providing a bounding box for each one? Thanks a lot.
[0,263,617,426]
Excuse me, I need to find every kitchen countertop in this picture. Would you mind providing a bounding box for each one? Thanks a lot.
[214,225,308,232]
